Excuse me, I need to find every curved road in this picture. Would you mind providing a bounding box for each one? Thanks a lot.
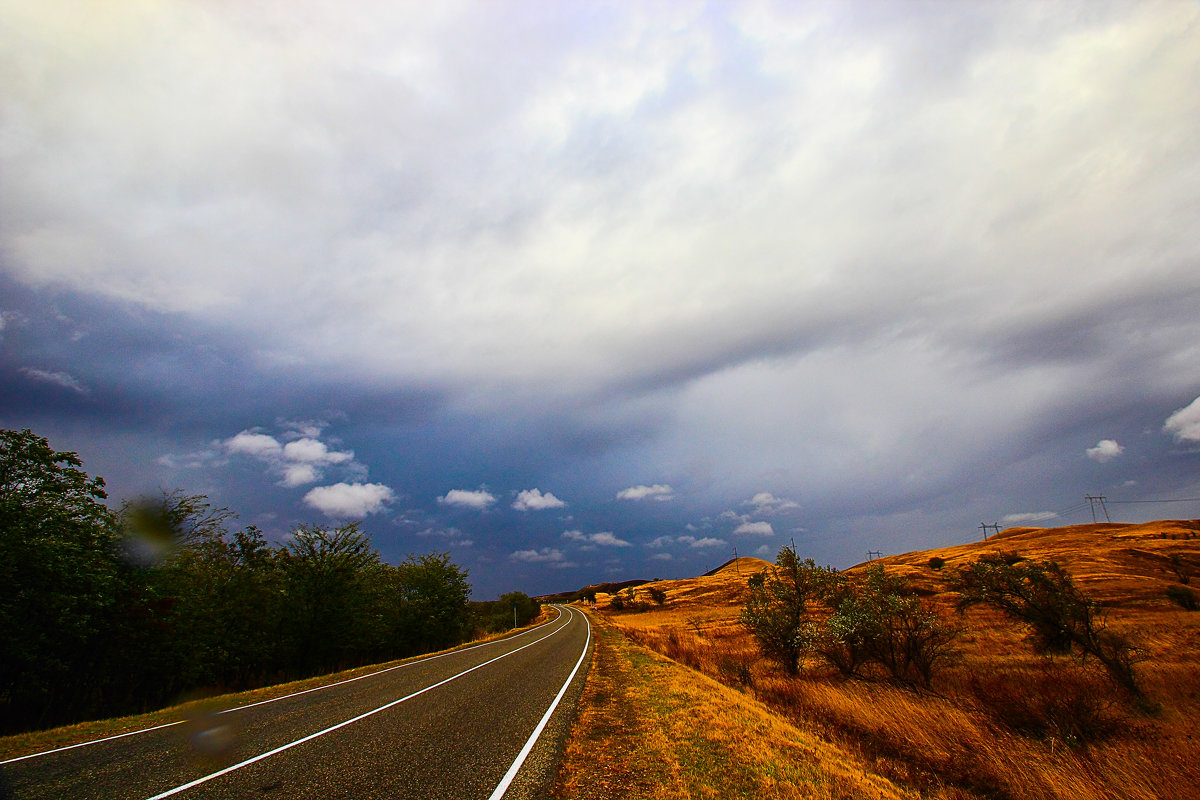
[1,605,591,800]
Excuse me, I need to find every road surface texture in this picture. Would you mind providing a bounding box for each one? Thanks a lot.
[1,605,591,800]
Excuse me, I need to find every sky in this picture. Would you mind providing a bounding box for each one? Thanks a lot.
[3,1,1200,599]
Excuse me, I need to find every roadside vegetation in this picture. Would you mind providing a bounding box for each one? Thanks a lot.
[553,610,916,800]
[0,428,535,736]
[594,520,1200,800]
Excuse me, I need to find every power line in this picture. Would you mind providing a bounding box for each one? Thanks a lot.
[1109,497,1200,504]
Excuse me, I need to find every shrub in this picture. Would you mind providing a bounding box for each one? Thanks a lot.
[742,551,959,686]
[647,586,667,606]
[717,655,754,687]
[1166,584,1198,610]
[955,555,1146,700]
[969,663,1126,745]
[928,556,946,571]
[1168,554,1191,585]
[821,565,960,687]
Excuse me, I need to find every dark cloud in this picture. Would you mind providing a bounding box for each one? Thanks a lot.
[3,2,1199,597]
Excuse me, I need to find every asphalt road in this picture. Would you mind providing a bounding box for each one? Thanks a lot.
[1,605,591,800]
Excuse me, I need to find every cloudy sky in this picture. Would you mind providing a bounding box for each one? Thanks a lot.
[3,1,1199,598]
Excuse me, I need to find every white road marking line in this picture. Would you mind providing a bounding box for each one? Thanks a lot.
[488,606,591,800]
[143,614,572,799]
[2,608,564,766]
[0,722,188,765]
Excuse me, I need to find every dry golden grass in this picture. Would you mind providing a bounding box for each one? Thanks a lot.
[593,521,1200,800]
[553,609,919,800]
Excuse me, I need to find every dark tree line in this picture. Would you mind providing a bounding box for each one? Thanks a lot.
[0,429,490,734]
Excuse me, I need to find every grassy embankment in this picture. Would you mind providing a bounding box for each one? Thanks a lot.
[552,609,916,800]
[0,609,556,762]
[563,520,1200,800]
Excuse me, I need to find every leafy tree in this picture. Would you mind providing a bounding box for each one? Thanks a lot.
[955,555,1145,700]
[810,565,959,686]
[490,591,541,631]
[392,552,472,655]
[285,523,385,672]
[0,429,123,730]
[740,546,832,675]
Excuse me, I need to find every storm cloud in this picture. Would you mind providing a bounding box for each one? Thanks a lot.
[3,1,1199,597]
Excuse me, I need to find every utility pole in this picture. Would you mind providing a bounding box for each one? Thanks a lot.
[979,523,999,540]
[867,550,882,561]
[1085,495,1111,523]
[732,547,740,576]
[513,602,518,629]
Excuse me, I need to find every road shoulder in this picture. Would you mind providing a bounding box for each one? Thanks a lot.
[551,609,916,800]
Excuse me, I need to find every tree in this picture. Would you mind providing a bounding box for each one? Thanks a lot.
[0,429,122,730]
[740,546,832,675]
[647,586,667,606]
[812,565,959,686]
[955,555,1144,700]
[392,552,472,656]
[284,523,385,672]
[492,591,541,631]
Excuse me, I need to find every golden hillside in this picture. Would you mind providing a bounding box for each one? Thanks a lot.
[591,520,1200,800]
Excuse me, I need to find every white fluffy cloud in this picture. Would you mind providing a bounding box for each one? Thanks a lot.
[617,484,675,502]
[281,463,319,488]
[512,488,567,511]
[647,534,726,549]
[733,521,774,536]
[282,438,354,465]
[222,425,359,487]
[562,530,631,547]
[743,492,798,513]
[19,367,88,394]
[225,431,284,458]
[303,482,394,518]
[438,489,497,509]
[678,535,727,549]
[1164,396,1200,443]
[1086,439,1125,463]
[509,547,575,568]
[1000,511,1059,525]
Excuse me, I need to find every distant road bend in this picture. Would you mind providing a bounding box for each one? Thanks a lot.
[2,605,591,800]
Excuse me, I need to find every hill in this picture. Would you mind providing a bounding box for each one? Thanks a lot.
[585,520,1200,800]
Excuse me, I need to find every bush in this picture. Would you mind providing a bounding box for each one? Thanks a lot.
[1166,584,1198,610]
[955,555,1146,700]
[741,549,959,686]
[928,556,946,571]
[647,586,667,606]
[819,565,960,686]
[969,663,1126,745]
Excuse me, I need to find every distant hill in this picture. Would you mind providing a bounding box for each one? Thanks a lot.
[854,518,1200,606]
[535,578,651,604]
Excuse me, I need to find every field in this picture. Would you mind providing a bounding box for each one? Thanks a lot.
[588,520,1200,800]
